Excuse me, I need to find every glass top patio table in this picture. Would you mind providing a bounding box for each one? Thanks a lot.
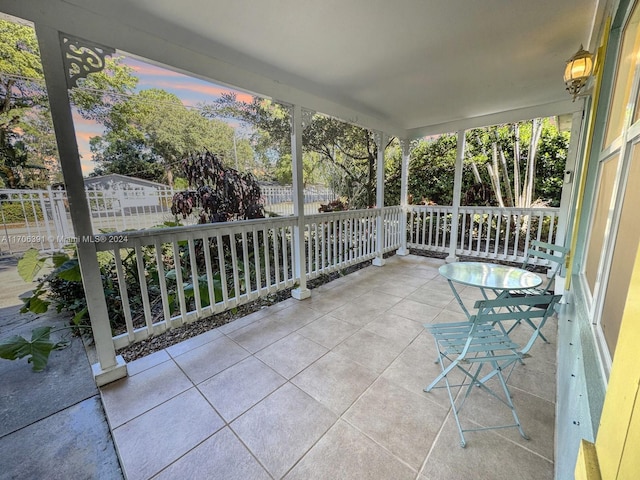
[438,262,542,317]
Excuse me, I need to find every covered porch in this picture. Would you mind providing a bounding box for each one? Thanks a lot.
[3,0,631,479]
[101,254,559,480]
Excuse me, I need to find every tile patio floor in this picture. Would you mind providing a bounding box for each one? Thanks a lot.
[100,254,557,480]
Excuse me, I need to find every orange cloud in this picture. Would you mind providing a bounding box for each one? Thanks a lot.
[152,79,254,103]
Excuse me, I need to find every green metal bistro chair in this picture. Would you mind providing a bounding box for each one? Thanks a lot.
[423,293,560,447]
[498,240,568,341]
[514,240,569,296]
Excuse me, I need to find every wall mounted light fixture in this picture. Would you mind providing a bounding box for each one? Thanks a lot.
[564,44,594,101]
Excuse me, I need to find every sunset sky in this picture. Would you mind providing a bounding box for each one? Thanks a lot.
[73,55,255,175]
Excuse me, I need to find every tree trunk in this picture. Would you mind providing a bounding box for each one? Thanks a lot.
[513,123,522,207]
[498,144,514,207]
[490,142,504,207]
[524,118,542,207]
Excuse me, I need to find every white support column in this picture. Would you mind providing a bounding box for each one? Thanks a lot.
[396,139,410,256]
[35,26,126,385]
[446,130,466,263]
[290,104,311,299]
[372,131,386,267]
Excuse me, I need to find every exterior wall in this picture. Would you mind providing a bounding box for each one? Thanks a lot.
[560,0,640,478]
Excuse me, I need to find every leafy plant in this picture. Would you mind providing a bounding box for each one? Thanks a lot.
[18,247,88,324]
[171,151,264,223]
[0,326,70,372]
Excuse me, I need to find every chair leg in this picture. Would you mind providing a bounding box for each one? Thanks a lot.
[493,362,529,440]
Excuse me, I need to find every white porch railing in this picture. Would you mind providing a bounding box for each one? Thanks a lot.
[407,205,561,264]
[95,217,298,349]
[95,207,399,348]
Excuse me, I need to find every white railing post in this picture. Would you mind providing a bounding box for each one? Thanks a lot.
[36,26,126,385]
[446,130,466,263]
[290,105,311,300]
[373,131,386,266]
[396,139,410,256]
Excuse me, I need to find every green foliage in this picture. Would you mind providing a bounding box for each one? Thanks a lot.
[0,326,70,372]
[0,20,136,188]
[1,202,44,223]
[385,118,569,207]
[18,248,86,322]
[171,151,264,223]
[203,94,384,208]
[89,88,248,186]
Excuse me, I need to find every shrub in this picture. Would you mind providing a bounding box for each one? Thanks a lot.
[1,202,44,223]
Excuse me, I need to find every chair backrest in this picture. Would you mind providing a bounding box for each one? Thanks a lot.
[523,240,570,292]
[474,294,562,354]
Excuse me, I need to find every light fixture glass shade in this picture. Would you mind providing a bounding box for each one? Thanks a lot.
[564,45,594,101]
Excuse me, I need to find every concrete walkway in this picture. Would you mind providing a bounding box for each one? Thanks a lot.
[0,256,122,480]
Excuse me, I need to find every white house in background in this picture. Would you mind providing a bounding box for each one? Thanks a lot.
[83,174,171,212]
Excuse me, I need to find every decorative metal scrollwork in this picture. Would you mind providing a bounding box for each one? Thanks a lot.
[60,33,115,89]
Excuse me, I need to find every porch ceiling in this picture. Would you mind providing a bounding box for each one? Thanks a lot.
[4,0,600,137]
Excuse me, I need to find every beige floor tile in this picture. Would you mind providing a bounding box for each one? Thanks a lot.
[198,356,286,422]
[292,351,377,414]
[301,290,351,313]
[389,272,431,288]
[113,388,224,480]
[407,287,456,308]
[419,415,554,480]
[421,277,455,294]
[329,301,382,327]
[284,420,416,480]
[126,350,171,377]
[101,360,192,428]
[255,333,328,379]
[172,336,249,384]
[392,298,443,323]
[430,308,468,324]
[165,328,222,358]
[372,281,420,298]
[231,383,337,478]
[363,312,423,345]
[459,380,555,461]
[344,377,447,469]
[153,427,270,480]
[381,332,464,409]
[296,314,359,349]
[270,303,324,329]
[227,316,297,353]
[332,329,406,374]
[507,358,557,403]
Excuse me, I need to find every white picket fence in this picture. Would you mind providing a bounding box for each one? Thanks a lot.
[0,184,337,255]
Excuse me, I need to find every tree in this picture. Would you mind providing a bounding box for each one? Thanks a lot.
[0,19,55,188]
[385,118,569,208]
[171,151,264,223]
[466,118,563,208]
[90,89,247,186]
[0,19,139,187]
[202,93,391,208]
